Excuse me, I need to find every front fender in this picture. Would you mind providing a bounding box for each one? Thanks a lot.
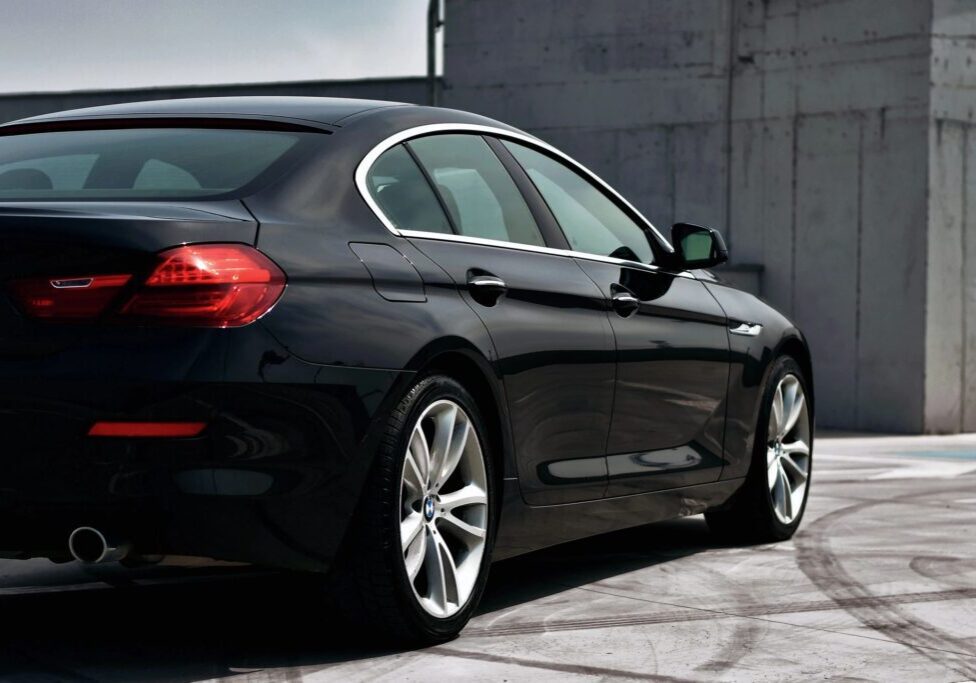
[701,280,812,480]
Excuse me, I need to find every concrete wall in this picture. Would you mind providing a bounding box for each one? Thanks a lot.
[443,0,949,432]
[0,76,429,125]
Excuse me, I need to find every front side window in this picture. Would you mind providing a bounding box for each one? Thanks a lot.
[407,134,545,248]
[0,127,310,200]
[366,144,452,234]
[502,140,656,264]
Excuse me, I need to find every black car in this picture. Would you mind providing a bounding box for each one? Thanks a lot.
[0,97,813,642]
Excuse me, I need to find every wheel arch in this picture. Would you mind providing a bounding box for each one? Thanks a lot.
[775,333,814,417]
[405,339,516,486]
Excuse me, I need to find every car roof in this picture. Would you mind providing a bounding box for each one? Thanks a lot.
[4,96,412,128]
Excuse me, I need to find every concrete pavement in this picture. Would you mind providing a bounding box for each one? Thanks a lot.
[0,432,973,681]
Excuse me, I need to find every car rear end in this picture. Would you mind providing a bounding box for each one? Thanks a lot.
[0,120,389,570]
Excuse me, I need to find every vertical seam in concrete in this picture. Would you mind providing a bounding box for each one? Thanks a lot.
[789,4,799,317]
[759,2,768,293]
[724,0,737,244]
[668,126,676,225]
[790,115,798,316]
[961,125,968,433]
[855,116,865,428]
[922,0,935,432]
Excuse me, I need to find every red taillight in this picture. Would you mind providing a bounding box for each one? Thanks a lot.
[9,274,132,319]
[9,244,286,328]
[88,421,207,437]
[120,244,286,327]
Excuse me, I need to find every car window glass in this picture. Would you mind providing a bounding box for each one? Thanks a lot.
[408,134,545,247]
[0,128,304,200]
[502,140,655,264]
[366,144,452,234]
[0,154,97,191]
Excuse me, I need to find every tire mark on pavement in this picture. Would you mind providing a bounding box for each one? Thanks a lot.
[689,562,768,675]
[430,646,696,682]
[793,484,976,679]
[910,556,976,583]
[463,586,976,637]
[694,620,763,675]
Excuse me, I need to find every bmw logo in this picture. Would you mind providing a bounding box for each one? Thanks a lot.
[423,496,435,521]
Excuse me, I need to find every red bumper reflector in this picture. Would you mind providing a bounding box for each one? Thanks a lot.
[87,421,207,437]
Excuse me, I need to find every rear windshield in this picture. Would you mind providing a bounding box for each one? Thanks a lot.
[0,127,313,200]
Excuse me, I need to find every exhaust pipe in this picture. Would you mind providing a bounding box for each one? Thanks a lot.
[68,527,131,564]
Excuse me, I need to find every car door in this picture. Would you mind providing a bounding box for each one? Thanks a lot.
[499,139,731,496]
[362,133,615,505]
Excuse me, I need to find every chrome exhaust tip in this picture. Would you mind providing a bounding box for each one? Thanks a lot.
[68,527,131,564]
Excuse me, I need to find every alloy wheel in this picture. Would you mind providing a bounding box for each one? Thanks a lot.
[766,374,811,525]
[399,399,489,618]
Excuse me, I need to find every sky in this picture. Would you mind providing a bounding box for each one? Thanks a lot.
[0,0,434,93]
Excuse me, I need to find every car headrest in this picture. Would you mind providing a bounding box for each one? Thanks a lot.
[0,168,54,190]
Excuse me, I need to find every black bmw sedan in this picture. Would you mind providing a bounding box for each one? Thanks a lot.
[0,97,812,642]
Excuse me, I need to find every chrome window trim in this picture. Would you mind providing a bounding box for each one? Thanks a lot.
[396,229,693,277]
[354,122,684,273]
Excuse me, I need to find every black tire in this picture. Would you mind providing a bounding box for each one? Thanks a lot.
[706,356,812,543]
[328,374,496,645]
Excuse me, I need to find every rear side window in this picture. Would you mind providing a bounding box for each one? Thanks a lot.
[407,134,545,248]
[0,127,309,200]
[365,144,452,234]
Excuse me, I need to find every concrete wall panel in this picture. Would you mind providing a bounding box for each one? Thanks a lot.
[759,120,798,315]
[672,123,728,229]
[616,126,674,228]
[442,0,945,431]
[964,128,976,431]
[925,121,965,432]
[858,114,929,432]
[793,115,862,426]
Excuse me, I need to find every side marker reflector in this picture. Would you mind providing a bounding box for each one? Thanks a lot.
[87,421,207,438]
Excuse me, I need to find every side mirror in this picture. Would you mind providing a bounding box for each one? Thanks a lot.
[670,223,729,270]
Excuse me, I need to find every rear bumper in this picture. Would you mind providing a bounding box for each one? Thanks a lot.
[0,329,409,570]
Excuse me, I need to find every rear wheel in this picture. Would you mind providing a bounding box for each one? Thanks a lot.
[706,356,812,543]
[330,375,494,644]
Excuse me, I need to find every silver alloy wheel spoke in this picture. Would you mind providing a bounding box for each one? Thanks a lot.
[440,511,487,543]
[767,452,780,490]
[428,404,458,489]
[401,511,424,548]
[766,373,811,525]
[399,398,488,618]
[436,416,470,492]
[403,450,426,497]
[782,439,810,457]
[426,530,460,612]
[439,483,487,512]
[404,523,427,582]
[409,427,431,484]
[771,387,785,439]
[780,452,809,484]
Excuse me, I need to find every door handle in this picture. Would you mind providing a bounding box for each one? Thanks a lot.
[610,290,640,318]
[468,275,506,291]
[730,322,762,336]
[467,273,507,305]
